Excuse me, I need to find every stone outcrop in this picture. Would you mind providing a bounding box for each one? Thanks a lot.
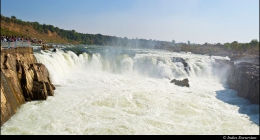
[212,58,259,105]
[171,57,191,75]
[170,78,189,87]
[227,62,259,104]
[41,44,54,50]
[1,47,55,126]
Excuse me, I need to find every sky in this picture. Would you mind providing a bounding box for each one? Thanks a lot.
[1,0,259,44]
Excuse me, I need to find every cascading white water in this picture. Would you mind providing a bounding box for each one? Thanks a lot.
[1,46,259,135]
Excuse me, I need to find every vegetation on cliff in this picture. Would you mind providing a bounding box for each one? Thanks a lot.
[180,40,259,56]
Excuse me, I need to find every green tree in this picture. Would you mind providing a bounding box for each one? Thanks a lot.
[231,41,239,50]
[223,43,231,50]
[250,39,258,46]
[11,15,16,19]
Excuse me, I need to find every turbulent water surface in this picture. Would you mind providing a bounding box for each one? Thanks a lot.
[1,45,259,135]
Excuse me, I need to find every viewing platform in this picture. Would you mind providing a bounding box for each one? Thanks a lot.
[1,41,57,54]
[1,47,33,54]
[1,41,34,54]
[1,41,31,48]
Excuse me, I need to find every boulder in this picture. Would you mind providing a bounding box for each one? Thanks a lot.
[171,78,189,87]
[20,63,55,101]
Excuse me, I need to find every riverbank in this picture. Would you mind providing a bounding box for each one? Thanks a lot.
[227,62,259,104]
[203,50,259,104]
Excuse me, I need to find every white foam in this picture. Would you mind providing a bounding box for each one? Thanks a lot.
[1,47,258,135]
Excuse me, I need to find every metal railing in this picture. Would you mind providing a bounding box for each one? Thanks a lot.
[1,47,33,54]
[1,41,31,48]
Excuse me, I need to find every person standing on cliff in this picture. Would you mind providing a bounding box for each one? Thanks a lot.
[14,36,17,48]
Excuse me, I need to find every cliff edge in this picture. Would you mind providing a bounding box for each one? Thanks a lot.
[1,47,55,126]
[227,61,259,104]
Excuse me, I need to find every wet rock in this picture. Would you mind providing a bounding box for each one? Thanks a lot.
[171,57,191,75]
[171,78,189,87]
[227,62,259,104]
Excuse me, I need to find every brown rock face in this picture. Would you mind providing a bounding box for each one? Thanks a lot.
[227,62,259,104]
[21,63,55,101]
[1,48,55,126]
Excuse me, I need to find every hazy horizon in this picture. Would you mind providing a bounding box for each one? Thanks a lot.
[1,0,259,44]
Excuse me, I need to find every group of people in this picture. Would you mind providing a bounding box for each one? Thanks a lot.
[1,35,43,44]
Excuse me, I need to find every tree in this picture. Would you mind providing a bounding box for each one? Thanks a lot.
[223,43,231,50]
[232,41,244,51]
[48,25,55,33]
[250,39,258,46]
[231,41,239,50]
[11,15,16,19]
[216,43,222,46]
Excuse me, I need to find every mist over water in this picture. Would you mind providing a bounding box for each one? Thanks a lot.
[1,45,259,135]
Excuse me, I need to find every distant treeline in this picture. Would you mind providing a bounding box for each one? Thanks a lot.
[1,15,175,48]
[1,15,259,55]
[180,40,259,56]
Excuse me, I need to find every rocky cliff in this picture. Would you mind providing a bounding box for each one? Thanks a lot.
[204,57,259,105]
[227,61,259,104]
[1,47,55,126]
